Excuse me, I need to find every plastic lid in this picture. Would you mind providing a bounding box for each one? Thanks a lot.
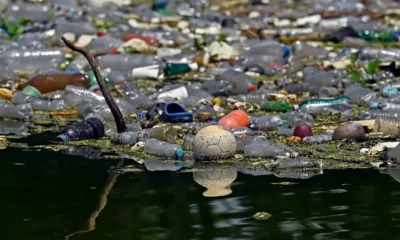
[189,62,199,71]
[22,85,42,98]
[175,149,185,159]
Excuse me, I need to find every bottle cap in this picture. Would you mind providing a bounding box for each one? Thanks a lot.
[55,134,68,142]
[188,62,199,71]
[175,149,185,159]
[370,103,380,109]
[22,85,42,98]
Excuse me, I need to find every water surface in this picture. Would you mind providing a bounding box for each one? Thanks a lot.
[1,147,400,240]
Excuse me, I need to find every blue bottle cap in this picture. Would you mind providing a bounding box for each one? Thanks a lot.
[249,125,258,130]
[175,149,185,159]
[370,103,380,109]
[382,85,398,96]
[56,134,68,143]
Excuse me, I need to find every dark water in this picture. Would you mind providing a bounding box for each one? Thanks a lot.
[1,147,400,240]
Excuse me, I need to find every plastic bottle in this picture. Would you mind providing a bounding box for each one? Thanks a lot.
[262,101,292,112]
[56,118,105,142]
[277,127,294,136]
[292,41,328,59]
[201,80,232,96]
[302,133,333,143]
[144,160,184,172]
[244,142,286,158]
[64,85,104,106]
[250,116,285,131]
[30,99,67,112]
[235,92,268,104]
[304,71,341,87]
[318,87,340,98]
[359,110,400,120]
[98,54,159,72]
[112,131,151,145]
[344,85,376,104]
[0,121,29,136]
[182,134,195,150]
[18,74,91,98]
[221,70,257,95]
[281,111,314,127]
[371,103,400,112]
[0,103,33,119]
[144,138,184,159]
[285,83,321,95]
[164,62,198,76]
[358,30,397,42]
[236,135,268,152]
[299,96,352,115]
[373,119,400,135]
[230,127,255,136]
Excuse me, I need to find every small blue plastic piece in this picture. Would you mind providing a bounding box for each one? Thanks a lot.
[370,103,380,109]
[163,103,193,123]
[56,134,68,143]
[175,149,185,159]
[282,45,290,58]
[382,85,398,97]
[175,161,184,168]
[138,112,145,119]
[249,125,258,131]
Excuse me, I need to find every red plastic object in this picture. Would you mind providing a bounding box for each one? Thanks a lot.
[293,125,313,139]
[248,85,257,92]
[122,33,159,46]
[218,110,250,129]
[98,30,106,37]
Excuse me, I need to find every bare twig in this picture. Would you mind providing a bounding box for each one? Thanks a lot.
[61,36,127,133]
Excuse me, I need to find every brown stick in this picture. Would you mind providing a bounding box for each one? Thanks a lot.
[61,36,127,133]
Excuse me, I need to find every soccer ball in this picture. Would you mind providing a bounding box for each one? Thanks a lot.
[193,125,237,161]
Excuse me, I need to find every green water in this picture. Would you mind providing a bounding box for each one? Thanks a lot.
[1,147,400,240]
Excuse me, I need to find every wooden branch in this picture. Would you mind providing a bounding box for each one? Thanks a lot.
[61,36,127,133]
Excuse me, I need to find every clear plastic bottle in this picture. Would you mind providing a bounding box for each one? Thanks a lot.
[302,133,333,143]
[230,127,255,136]
[236,135,268,152]
[234,92,268,104]
[201,80,232,96]
[144,138,184,159]
[373,118,400,135]
[277,127,294,136]
[292,41,328,59]
[98,54,160,72]
[318,87,340,98]
[0,103,33,119]
[112,131,151,145]
[250,116,285,131]
[281,111,314,127]
[360,110,400,120]
[221,70,257,95]
[30,99,67,112]
[344,85,376,104]
[0,121,29,136]
[374,103,400,112]
[299,96,352,115]
[244,142,286,158]
[182,134,195,150]
[64,85,104,106]
[304,71,341,87]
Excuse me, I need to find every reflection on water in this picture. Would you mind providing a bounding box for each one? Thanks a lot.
[193,163,237,197]
[2,147,400,240]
